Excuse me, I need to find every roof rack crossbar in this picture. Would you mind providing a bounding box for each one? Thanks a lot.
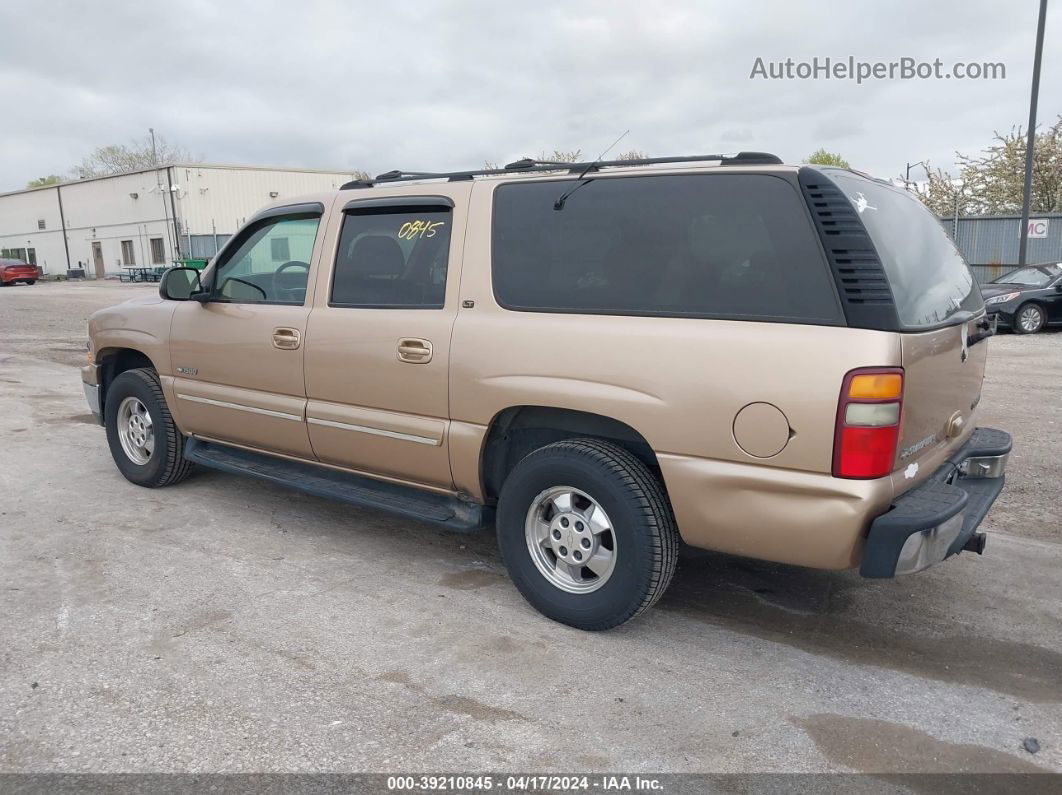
[339,152,782,189]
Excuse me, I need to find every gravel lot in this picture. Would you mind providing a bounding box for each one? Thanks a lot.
[1,280,1060,776]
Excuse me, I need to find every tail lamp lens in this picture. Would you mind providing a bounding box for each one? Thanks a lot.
[844,402,901,426]
[833,368,904,479]
[847,373,903,400]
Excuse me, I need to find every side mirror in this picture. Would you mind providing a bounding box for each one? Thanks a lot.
[159,267,205,301]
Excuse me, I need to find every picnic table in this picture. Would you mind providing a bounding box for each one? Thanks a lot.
[118,267,167,283]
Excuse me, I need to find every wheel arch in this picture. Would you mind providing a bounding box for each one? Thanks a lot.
[479,405,660,503]
[96,347,157,419]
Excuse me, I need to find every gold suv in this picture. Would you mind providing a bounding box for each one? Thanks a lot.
[82,153,1011,630]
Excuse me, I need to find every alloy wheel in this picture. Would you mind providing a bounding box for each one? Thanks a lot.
[116,396,154,465]
[1019,305,1043,333]
[524,486,617,593]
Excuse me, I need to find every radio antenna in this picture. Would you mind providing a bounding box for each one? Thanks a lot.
[554,129,630,211]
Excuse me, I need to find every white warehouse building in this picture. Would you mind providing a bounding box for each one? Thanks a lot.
[0,164,363,278]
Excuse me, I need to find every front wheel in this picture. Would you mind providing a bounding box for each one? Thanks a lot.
[25,279,36,285]
[1014,302,1045,334]
[105,367,193,487]
[496,439,679,630]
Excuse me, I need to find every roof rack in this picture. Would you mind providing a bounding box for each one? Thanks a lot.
[339,151,783,190]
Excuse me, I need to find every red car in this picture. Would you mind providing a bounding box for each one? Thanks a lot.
[0,258,40,285]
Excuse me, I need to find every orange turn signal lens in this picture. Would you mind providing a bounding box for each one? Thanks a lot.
[848,373,903,400]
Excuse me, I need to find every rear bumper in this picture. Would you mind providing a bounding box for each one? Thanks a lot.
[2,271,38,282]
[860,427,1011,578]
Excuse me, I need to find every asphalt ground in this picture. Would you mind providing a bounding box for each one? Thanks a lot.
[1,280,1059,777]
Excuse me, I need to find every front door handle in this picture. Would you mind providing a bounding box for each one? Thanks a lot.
[397,338,432,363]
[272,327,301,350]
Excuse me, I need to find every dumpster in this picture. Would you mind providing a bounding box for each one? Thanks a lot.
[175,258,210,270]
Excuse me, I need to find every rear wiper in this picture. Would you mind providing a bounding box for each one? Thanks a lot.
[968,313,997,346]
[931,310,994,346]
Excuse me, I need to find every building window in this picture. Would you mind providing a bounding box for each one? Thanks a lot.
[270,237,290,262]
[27,248,36,266]
[120,240,136,266]
[150,238,166,265]
[37,219,46,230]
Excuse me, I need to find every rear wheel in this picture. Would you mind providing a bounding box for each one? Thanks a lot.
[1015,302,1045,334]
[25,279,36,285]
[105,368,193,487]
[496,438,678,630]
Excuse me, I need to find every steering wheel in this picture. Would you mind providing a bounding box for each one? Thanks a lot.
[272,261,310,299]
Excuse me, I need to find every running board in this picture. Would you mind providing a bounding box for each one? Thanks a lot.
[184,438,487,532]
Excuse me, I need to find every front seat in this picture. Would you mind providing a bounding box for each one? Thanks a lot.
[332,235,413,305]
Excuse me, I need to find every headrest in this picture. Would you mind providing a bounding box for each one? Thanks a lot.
[347,235,405,277]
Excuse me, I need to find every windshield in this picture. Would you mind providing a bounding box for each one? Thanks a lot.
[993,264,1061,287]
[826,170,982,328]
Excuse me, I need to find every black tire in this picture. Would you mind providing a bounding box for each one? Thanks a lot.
[1014,302,1045,334]
[105,367,193,487]
[496,438,679,630]
[25,280,36,285]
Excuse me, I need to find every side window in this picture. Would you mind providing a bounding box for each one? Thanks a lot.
[213,213,320,305]
[330,206,452,309]
[491,174,842,323]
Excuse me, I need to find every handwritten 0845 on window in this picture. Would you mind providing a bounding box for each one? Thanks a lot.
[398,220,446,240]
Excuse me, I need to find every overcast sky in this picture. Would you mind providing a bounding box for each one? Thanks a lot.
[1,0,1059,191]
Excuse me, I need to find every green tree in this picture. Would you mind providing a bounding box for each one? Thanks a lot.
[74,133,199,178]
[541,149,582,163]
[804,149,851,169]
[483,148,654,171]
[907,116,1062,217]
[26,175,63,188]
[484,149,582,170]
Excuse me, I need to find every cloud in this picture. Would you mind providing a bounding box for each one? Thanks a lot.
[0,0,1058,190]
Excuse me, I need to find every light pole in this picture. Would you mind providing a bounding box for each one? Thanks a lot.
[149,128,179,261]
[905,160,928,186]
[951,178,965,241]
[1018,0,1049,268]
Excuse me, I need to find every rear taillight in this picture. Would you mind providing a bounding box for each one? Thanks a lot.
[833,368,904,479]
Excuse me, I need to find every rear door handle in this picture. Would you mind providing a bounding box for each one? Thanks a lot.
[397,338,432,363]
[272,327,301,350]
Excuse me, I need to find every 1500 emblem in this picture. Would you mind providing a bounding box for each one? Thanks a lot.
[176,366,198,375]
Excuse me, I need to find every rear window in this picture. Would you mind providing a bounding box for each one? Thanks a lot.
[826,171,982,328]
[993,264,1061,287]
[491,174,842,324]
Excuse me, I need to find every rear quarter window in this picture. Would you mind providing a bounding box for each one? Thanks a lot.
[491,173,843,324]
[825,171,982,328]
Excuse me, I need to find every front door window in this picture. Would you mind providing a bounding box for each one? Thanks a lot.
[212,214,321,305]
